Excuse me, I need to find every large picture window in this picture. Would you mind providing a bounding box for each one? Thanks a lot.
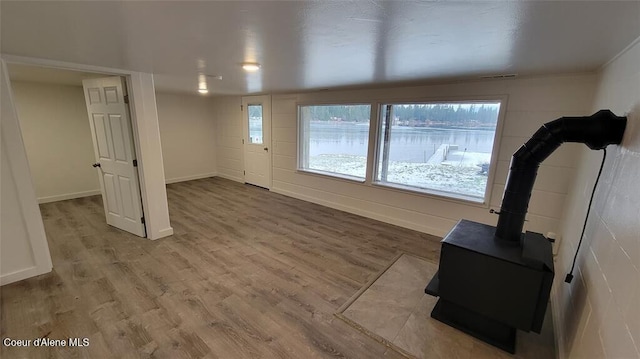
[375,102,501,201]
[298,104,372,180]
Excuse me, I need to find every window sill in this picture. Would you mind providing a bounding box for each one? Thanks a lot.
[371,181,489,207]
[296,168,366,184]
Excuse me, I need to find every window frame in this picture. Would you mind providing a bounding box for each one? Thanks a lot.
[294,95,507,206]
[371,97,507,205]
[296,102,374,182]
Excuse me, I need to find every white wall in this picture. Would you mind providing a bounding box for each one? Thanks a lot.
[554,38,640,359]
[1,61,52,285]
[156,92,217,183]
[11,83,218,204]
[11,81,100,203]
[214,75,596,238]
[214,96,243,182]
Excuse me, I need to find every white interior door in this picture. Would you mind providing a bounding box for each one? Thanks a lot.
[242,95,271,189]
[83,77,146,237]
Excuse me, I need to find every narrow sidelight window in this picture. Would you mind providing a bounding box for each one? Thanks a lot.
[248,104,263,144]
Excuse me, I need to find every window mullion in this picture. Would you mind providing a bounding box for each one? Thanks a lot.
[381,105,393,182]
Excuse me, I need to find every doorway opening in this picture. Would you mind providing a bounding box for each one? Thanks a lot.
[242,95,272,189]
[7,64,146,237]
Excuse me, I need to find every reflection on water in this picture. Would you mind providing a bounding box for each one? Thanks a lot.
[309,122,496,162]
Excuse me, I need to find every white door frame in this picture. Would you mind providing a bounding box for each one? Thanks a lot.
[1,54,173,241]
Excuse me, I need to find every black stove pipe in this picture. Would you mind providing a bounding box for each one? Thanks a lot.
[495,110,626,243]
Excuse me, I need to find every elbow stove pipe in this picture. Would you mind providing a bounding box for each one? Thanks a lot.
[495,110,627,243]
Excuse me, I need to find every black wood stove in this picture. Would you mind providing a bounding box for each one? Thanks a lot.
[425,110,627,353]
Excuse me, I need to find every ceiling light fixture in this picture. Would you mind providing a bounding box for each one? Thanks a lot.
[242,62,261,72]
[198,88,209,94]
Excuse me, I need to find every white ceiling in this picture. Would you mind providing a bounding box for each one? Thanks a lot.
[2,1,639,96]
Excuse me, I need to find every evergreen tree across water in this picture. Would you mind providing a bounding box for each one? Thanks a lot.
[304,103,499,127]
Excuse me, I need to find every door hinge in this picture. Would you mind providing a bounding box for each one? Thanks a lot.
[133,159,138,167]
[242,139,245,144]
[241,105,243,111]
[124,95,130,104]
[141,216,145,224]
[244,170,246,175]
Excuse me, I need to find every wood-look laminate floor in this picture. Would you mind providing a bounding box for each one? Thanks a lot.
[1,177,442,359]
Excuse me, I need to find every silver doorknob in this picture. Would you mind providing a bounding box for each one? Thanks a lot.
[92,163,101,168]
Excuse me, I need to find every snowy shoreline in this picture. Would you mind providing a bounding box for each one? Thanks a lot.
[309,154,489,198]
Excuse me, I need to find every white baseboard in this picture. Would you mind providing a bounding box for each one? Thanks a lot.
[37,172,220,203]
[215,173,244,183]
[0,265,51,286]
[271,187,448,238]
[149,227,174,240]
[38,190,101,204]
[165,172,217,184]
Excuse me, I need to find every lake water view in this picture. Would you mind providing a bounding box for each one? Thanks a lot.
[306,121,497,199]
[308,122,496,162]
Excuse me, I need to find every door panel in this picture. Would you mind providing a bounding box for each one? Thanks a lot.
[110,115,128,161]
[105,86,119,104]
[104,173,119,214]
[119,177,135,218]
[242,95,271,189]
[88,88,101,104]
[83,77,146,237]
[93,114,111,158]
